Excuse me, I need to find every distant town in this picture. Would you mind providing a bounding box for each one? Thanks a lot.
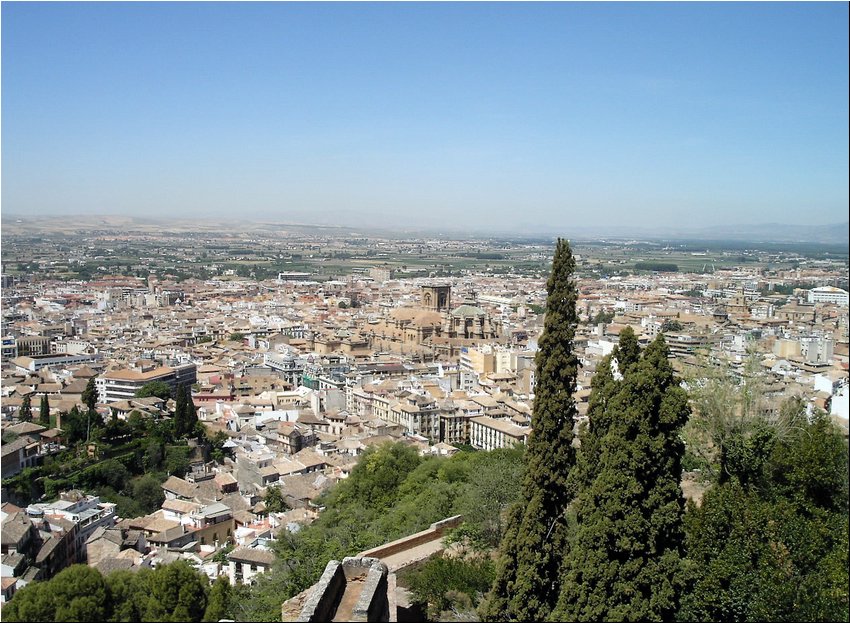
[1,217,848,611]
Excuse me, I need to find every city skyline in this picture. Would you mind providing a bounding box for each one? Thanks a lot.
[2,2,848,231]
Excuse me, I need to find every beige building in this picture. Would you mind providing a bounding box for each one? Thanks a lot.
[361,285,505,362]
[470,416,529,451]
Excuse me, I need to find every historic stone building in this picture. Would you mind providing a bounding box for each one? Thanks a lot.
[420,284,452,312]
[360,285,505,361]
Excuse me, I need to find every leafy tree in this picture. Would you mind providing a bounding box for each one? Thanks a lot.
[104,570,143,622]
[164,445,192,478]
[683,348,772,482]
[242,441,523,621]
[74,458,130,492]
[143,438,165,471]
[203,576,232,623]
[264,485,289,513]
[19,393,33,422]
[62,406,87,445]
[456,447,525,548]
[102,417,134,445]
[720,420,776,487]
[679,483,797,621]
[1,579,55,622]
[635,261,679,272]
[406,554,496,620]
[483,239,580,622]
[679,398,849,621]
[207,430,229,464]
[662,318,684,332]
[765,407,849,514]
[333,442,422,511]
[133,473,166,512]
[124,410,145,433]
[553,335,690,622]
[229,332,245,342]
[3,564,109,622]
[133,561,208,622]
[135,381,173,400]
[591,309,615,325]
[82,377,98,412]
[39,394,50,428]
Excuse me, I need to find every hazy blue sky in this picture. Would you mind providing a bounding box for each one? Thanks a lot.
[2,2,848,232]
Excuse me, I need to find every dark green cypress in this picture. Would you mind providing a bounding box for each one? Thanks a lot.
[553,335,690,622]
[174,384,187,438]
[39,394,50,428]
[572,326,642,492]
[615,325,641,372]
[19,394,32,422]
[482,239,580,621]
[186,387,198,437]
[82,377,98,412]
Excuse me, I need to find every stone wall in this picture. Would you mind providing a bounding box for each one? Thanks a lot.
[357,515,462,561]
[297,559,346,622]
[284,515,463,622]
[295,557,389,622]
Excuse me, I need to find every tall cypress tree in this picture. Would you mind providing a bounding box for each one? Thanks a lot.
[19,394,32,422]
[174,385,187,438]
[39,394,51,428]
[82,377,98,412]
[614,325,641,372]
[482,239,580,621]
[553,335,690,621]
[572,326,641,491]
[185,388,198,437]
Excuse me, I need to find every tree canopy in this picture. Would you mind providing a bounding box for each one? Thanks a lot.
[483,238,580,621]
[2,561,215,623]
[135,381,173,400]
[19,393,32,422]
[38,394,50,428]
[679,408,849,622]
[553,335,690,621]
[82,377,98,412]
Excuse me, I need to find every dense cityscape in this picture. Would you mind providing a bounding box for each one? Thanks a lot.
[2,2,848,621]
[1,217,847,620]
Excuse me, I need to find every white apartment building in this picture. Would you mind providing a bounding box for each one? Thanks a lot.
[808,286,849,306]
[96,362,197,403]
[12,353,97,374]
[226,545,276,586]
[27,491,117,565]
[469,415,529,451]
[800,336,834,365]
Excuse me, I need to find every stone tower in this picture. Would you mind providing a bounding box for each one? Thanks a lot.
[420,285,451,312]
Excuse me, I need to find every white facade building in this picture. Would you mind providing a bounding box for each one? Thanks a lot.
[808,286,849,306]
[469,416,529,451]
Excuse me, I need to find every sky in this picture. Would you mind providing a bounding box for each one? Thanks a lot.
[2,2,848,234]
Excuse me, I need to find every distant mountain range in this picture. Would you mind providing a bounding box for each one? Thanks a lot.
[2,214,847,246]
[557,222,849,245]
